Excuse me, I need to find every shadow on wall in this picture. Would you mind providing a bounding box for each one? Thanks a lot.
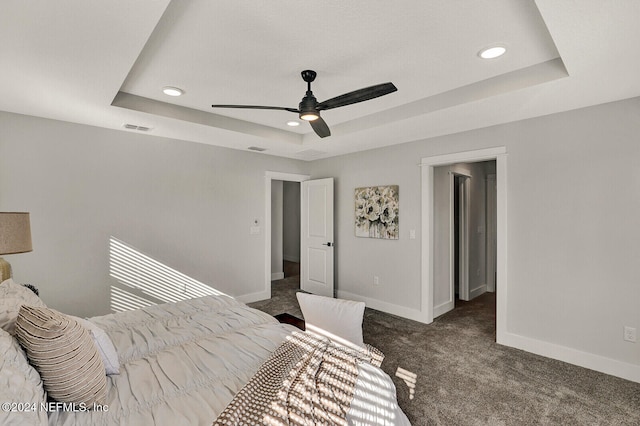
[108,236,224,313]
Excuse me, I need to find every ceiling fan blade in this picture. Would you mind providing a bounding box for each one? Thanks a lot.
[211,104,299,113]
[316,82,397,111]
[310,116,331,138]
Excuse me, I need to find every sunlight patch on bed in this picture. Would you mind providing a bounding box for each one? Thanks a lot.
[346,362,402,424]
[109,236,225,312]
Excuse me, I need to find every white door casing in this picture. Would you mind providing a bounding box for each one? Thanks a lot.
[300,178,334,297]
[455,174,471,301]
[485,174,497,293]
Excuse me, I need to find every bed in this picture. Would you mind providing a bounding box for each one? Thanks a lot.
[0,278,410,425]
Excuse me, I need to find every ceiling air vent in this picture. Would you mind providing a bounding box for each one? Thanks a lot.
[247,146,267,152]
[123,123,151,132]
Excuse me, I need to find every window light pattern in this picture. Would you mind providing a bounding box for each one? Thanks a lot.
[109,285,155,313]
[109,236,224,312]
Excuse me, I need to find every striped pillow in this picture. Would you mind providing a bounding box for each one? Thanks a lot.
[15,305,107,407]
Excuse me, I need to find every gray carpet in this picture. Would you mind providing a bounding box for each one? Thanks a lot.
[249,277,640,425]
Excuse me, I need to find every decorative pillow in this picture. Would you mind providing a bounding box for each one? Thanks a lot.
[68,315,120,375]
[15,306,107,407]
[296,292,366,348]
[0,328,48,426]
[0,279,47,335]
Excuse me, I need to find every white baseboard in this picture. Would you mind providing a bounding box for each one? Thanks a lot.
[283,255,300,263]
[235,289,270,304]
[337,290,430,324]
[271,272,285,281]
[469,284,486,300]
[499,331,640,384]
[434,301,454,318]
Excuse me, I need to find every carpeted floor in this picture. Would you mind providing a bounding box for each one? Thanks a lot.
[249,275,640,425]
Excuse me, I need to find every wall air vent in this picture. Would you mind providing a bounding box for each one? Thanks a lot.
[123,124,151,132]
[247,146,267,152]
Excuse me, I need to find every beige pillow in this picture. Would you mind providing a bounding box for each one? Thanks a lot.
[15,305,107,407]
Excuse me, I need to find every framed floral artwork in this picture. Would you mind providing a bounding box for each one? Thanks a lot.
[354,185,399,239]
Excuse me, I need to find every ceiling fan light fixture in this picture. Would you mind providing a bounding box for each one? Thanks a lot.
[478,45,507,59]
[298,95,320,121]
[162,86,184,96]
[300,112,319,121]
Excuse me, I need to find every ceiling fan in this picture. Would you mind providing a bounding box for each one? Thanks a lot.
[211,70,397,138]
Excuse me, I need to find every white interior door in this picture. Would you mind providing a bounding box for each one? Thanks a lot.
[300,178,334,297]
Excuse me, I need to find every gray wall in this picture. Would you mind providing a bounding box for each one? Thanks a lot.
[0,112,306,317]
[1,95,639,377]
[309,97,640,370]
[308,150,423,311]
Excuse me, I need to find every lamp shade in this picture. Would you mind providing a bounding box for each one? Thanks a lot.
[0,212,33,255]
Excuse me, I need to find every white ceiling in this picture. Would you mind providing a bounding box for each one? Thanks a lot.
[2,0,640,160]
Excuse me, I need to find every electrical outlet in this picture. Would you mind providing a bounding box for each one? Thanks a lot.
[623,326,636,343]
[373,276,380,286]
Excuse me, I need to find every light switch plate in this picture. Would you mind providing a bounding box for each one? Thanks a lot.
[624,326,636,342]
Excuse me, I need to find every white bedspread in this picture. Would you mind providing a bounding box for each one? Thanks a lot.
[47,294,409,425]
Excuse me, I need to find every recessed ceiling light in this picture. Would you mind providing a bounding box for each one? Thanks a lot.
[287,120,300,127]
[478,46,506,59]
[162,86,184,96]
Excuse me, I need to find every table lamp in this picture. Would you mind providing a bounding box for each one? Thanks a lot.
[0,212,33,282]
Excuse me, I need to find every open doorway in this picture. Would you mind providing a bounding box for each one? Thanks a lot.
[420,147,506,341]
[271,180,301,296]
[261,172,334,303]
[260,171,309,303]
[433,160,497,318]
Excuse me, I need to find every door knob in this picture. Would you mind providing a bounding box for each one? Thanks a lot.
[322,242,333,247]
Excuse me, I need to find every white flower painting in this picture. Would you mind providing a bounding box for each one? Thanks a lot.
[355,185,399,239]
